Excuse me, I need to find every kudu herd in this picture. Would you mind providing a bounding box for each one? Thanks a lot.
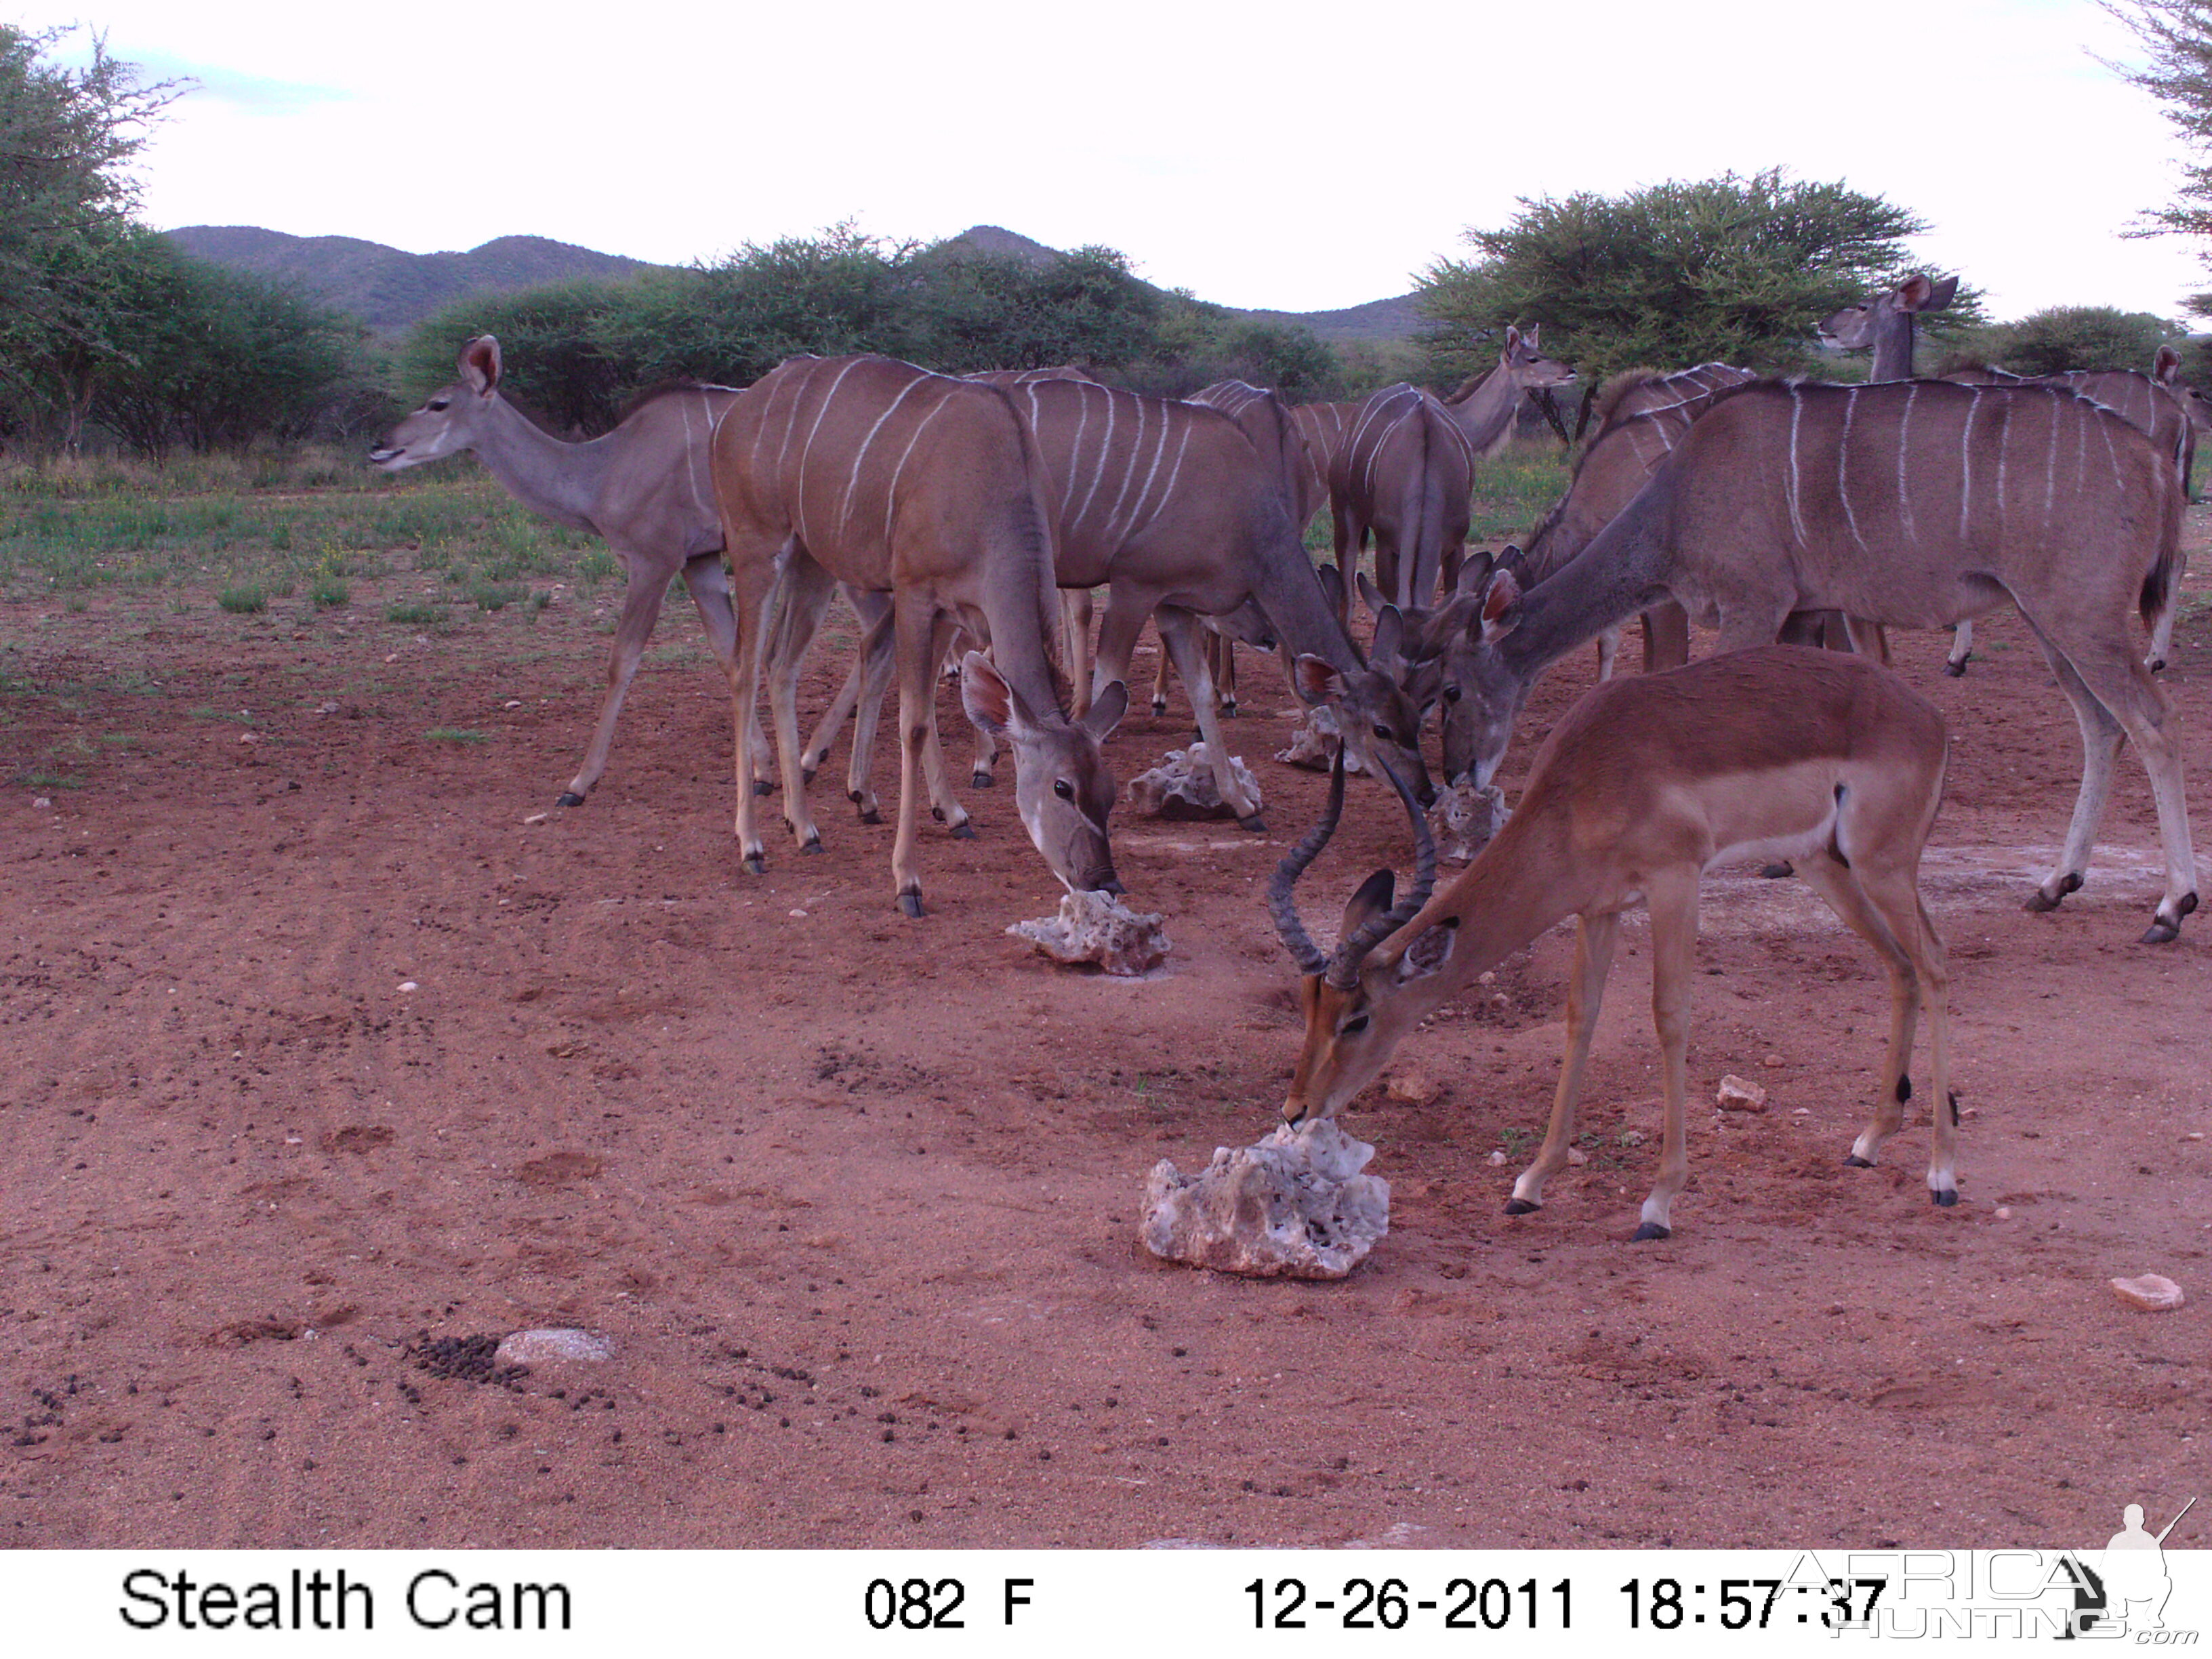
[371,270,2203,1240]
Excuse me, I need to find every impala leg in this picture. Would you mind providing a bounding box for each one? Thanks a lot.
[1157,606,1264,830]
[766,555,836,853]
[1061,589,1095,721]
[1507,911,1619,1217]
[1634,872,1700,1241]
[1945,621,1973,678]
[560,550,678,806]
[1149,617,1173,717]
[1793,851,1921,1171]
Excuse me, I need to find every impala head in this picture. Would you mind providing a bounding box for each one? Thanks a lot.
[1431,558,1532,789]
[2154,344,2212,433]
[370,336,503,470]
[960,653,1126,896]
[1270,752,1446,1125]
[1820,273,1959,354]
[1503,324,1576,390]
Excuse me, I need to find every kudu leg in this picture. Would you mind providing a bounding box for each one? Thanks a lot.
[764,555,838,854]
[1595,626,1622,682]
[1945,621,1973,678]
[889,592,949,917]
[1633,872,1700,1242]
[1212,630,1238,718]
[724,552,784,876]
[1155,606,1264,830]
[1061,589,1095,721]
[561,551,680,807]
[801,587,888,786]
[1507,910,1620,1218]
[2146,549,2187,671]
[919,613,974,838]
[678,552,773,795]
[1641,601,1691,673]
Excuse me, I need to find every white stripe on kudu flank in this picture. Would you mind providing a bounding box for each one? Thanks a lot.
[880,392,953,546]
[1132,420,1193,539]
[1100,393,1150,540]
[2045,394,2062,515]
[1785,388,1809,546]
[1957,388,1980,539]
[838,369,929,539]
[1071,388,1118,530]
[2098,411,2126,495]
[1838,386,1867,552]
[1993,396,2010,518]
[792,357,867,546]
[1896,385,1919,546]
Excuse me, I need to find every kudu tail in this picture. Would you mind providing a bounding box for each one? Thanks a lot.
[2142,459,2185,636]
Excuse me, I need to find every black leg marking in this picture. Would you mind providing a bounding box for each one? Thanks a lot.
[1629,1222,1671,1242]
[800,766,816,786]
[1946,1089,1960,1128]
[857,807,882,825]
[1942,657,1968,678]
[800,834,823,855]
[930,806,946,823]
[556,791,585,808]
[2182,892,2200,917]
[1896,1074,1912,1103]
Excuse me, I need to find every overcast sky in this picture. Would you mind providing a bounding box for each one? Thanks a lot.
[23,0,2211,321]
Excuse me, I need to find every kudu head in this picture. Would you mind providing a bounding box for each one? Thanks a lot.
[1291,651,1437,809]
[2154,344,2212,435]
[960,653,1126,897]
[1427,555,1532,789]
[1819,274,1959,369]
[369,336,505,470]
[1501,325,1576,392]
[1270,750,1446,1125]
[1355,567,1458,713]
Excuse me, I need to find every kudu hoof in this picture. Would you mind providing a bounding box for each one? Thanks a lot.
[857,807,882,826]
[752,779,774,798]
[1502,1198,1540,1217]
[1942,659,1969,678]
[800,766,817,786]
[897,891,924,918]
[1931,1189,1959,1208]
[1237,813,1268,834]
[1150,699,1168,717]
[741,854,766,876]
[556,791,586,808]
[1629,1222,1671,1242]
[2024,872,2083,912]
[799,836,823,856]
[970,771,994,790]
[1843,1154,1875,1168]
[1758,861,1795,880]
[949,821,976,840]
[2141,916,2183,945]
[1221,702,1238,719]
[2150,657,2169,674]
[930,805,945,823]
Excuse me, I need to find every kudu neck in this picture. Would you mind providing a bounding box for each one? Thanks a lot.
[1500,504,1668,684]
[1869,314,1916,384]
[1440,367,1522,451]
[470,398,615,531]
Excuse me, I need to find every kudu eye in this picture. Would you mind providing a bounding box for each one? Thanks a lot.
[427,398,449,412]
[1372,724,1393,743]
[1053,779,1073,800]
[1341,1013,1371,1036]
[1443,684,1462,703]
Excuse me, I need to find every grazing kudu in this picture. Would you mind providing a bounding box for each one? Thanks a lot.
[709,355,1126,916]
[369,336,773,804]
[1334,327,1574,613]
[1273,647,1956,1240]
[1438,379,2197,943]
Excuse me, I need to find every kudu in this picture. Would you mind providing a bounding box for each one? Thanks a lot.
[369,336,774,804]
[708,354,1126,917]
[1944,348,2212,670]
[1333,327,1574,613]
[1438,378,2198,943]
[807,375,1435,827]
[1272,646,1956,1240]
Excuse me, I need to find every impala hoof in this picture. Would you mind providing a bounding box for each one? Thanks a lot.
[1238,813,1268,834]
[2025,872,2083,912]
[1942,659,1968,678]
[1150,699,1168,717]
[1502,1198,1540,1217]
[1931,1188,1959,1208]
[742,854,766,876]
[752,779,773,798]
[949,821,975,840]
[1629,1222,1671,1242]
[898,891,924,918]
[1843,1154,1875,1168]
[556,791,585,808]
[1758,861,1795,880]
[970,770,994,789]
[1221,702,1238,719]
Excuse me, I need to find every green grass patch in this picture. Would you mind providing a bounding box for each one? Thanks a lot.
[190,706,256,725]
[24,768,85,790]
[385,601,447,627]
[217,585,268,614]
[424,727,490,744]
[310,576,350,609]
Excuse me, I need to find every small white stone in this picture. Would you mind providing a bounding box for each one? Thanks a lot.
[1385,1071,1439,1105]
[1565,1147,1589,1166]
[1716,1074,1769,1112]
[1994,1206,2013,1220]
[397,981,418,994]
[523,811,549,825]
[788,909,807,919]
[1760,1052,1785,1068]
[504,699,523,710]
[238,731,262,744]
[1477,971,1497,987]
[31,796,52,810]
[1486,1150,1508,1166]
[495,1328,615,1365]
[2110,1274,2185,1313]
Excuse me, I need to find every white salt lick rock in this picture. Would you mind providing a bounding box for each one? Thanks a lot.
[495,1328,616,1366]
[2109,1274,2185,1313]
[1124,742,1262,823]
[1142,1118,1390,1279]
[1007,890,1170,976]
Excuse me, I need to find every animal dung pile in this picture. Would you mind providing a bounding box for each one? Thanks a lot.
[1275,705,1370,774]
[1141,1118,1390,1279]
[2108,1273,2186,1313]
[1006,890,1170,976]
[1429,779,1508,862]
[1124,742,1263,821]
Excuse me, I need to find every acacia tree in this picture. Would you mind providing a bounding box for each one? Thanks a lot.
[2104,1,2212,249]
[1418,169,1954,403]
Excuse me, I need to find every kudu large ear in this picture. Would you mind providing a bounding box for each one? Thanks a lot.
[2156,344,2183,386]
[1477,567,1523,645]
[1923,274,1959,312]
[459,335,502,396]
[1372,604,1405,666]
[960,651,1033,739]
[1293,654,1343,707]
[1340,867,1397,941]
[1317,561,1347,618]
[1355,569,1387,621]
[1505,324,1524,357]
[1079,678,1127,741]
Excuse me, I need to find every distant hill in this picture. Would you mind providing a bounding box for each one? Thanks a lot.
[165,222,1427,345]
[163,227,668,334]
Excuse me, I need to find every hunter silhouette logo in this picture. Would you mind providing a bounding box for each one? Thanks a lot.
[2097,1497,2195,1635]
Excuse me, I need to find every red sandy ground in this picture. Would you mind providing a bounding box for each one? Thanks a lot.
[2,535,2206,1551]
